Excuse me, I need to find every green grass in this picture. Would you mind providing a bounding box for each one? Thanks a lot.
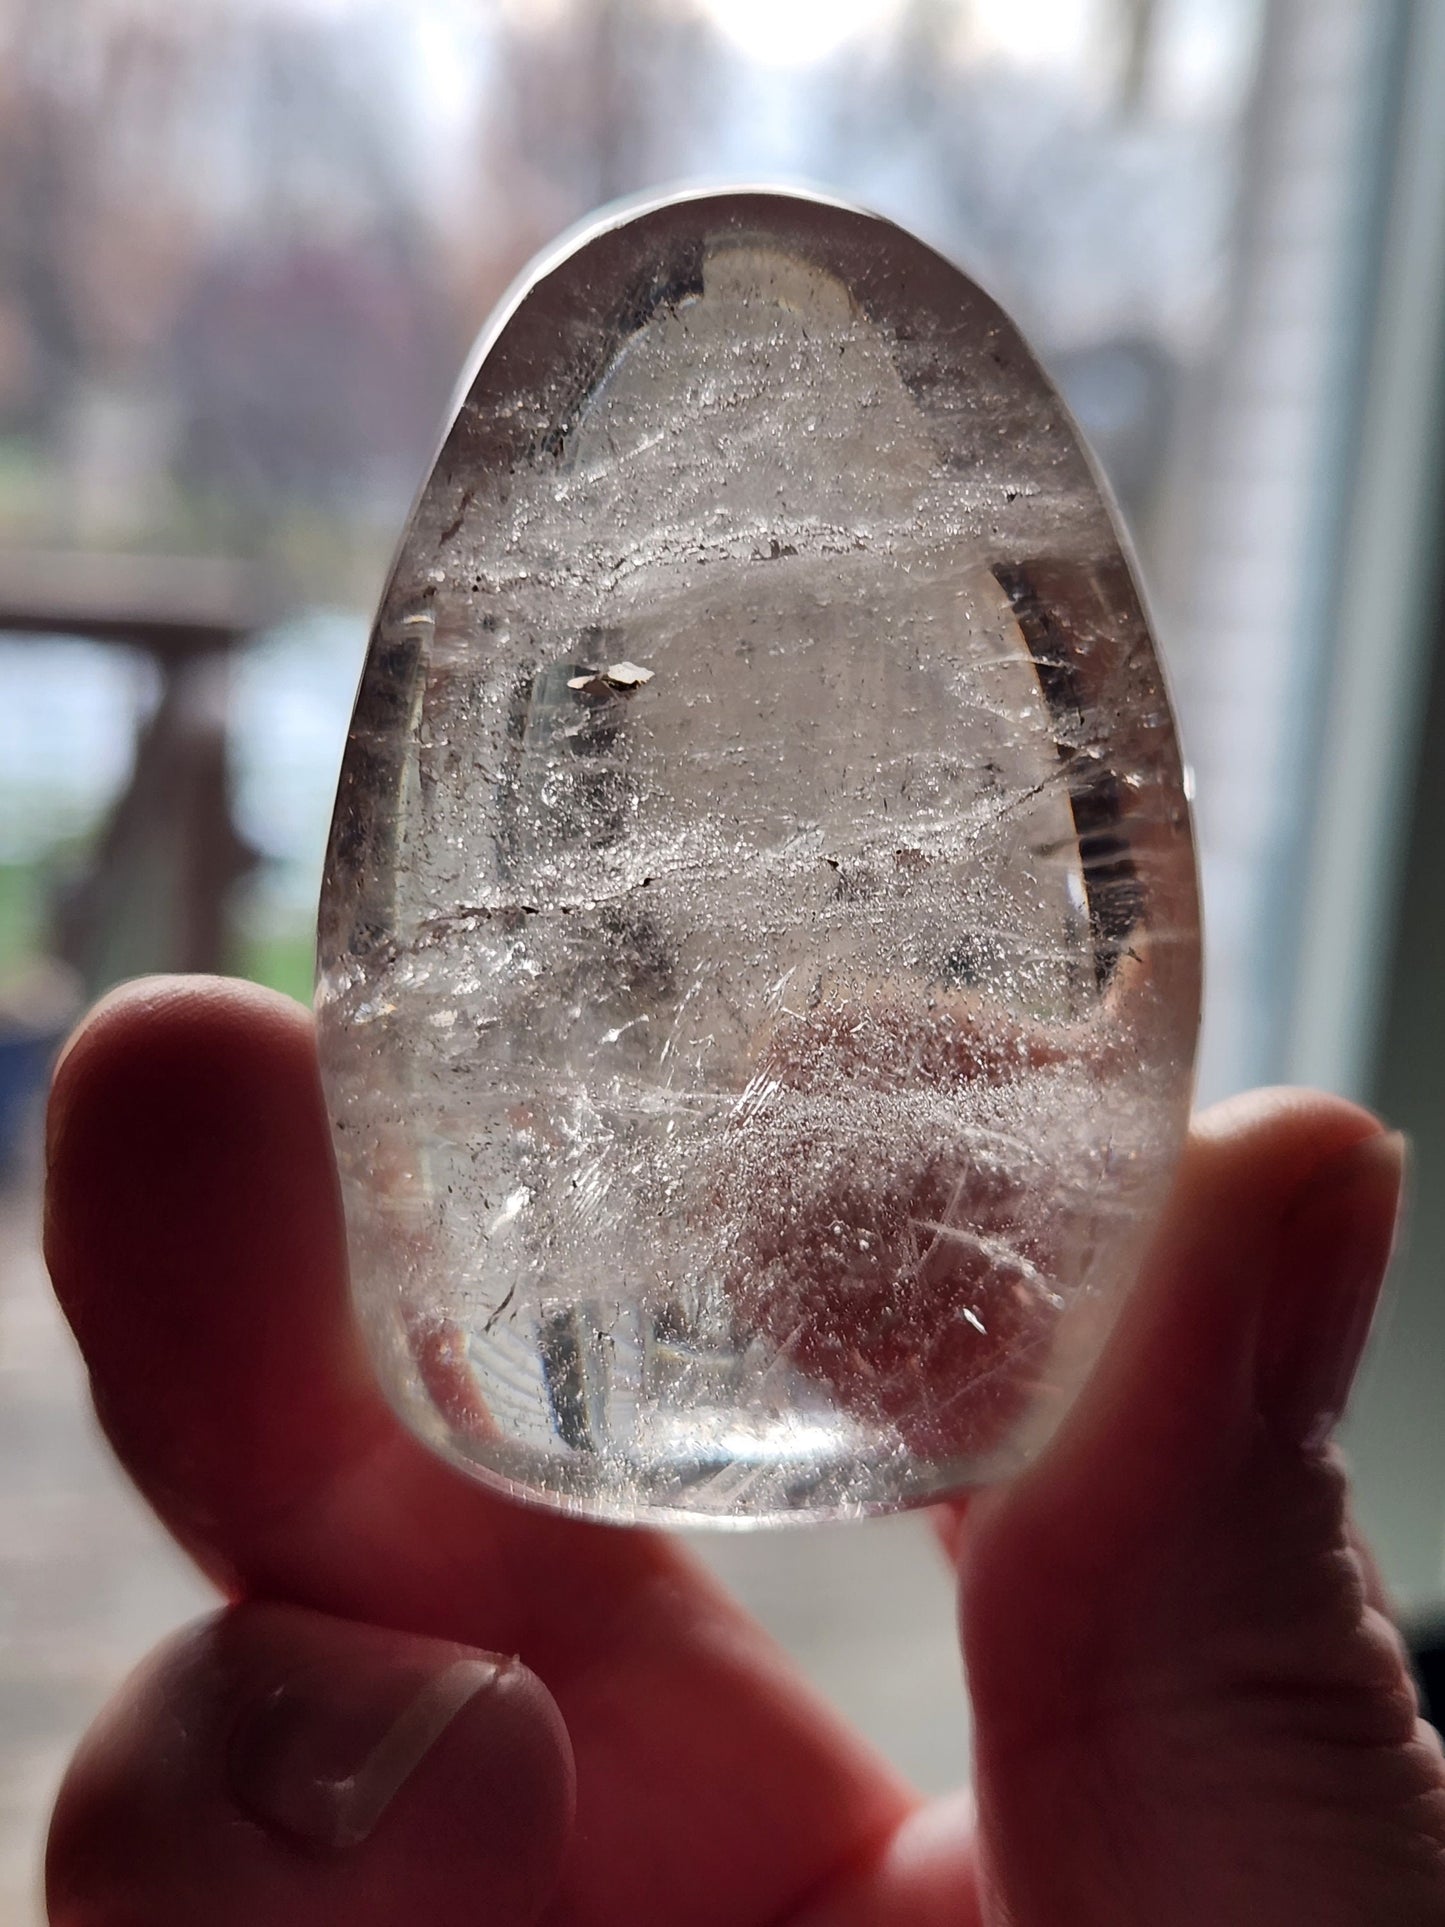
[0,862,46,978]
[235,923,317,1007]
[0,850,318,1005]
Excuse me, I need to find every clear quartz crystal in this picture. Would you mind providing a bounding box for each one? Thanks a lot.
[317,190,1201,1527]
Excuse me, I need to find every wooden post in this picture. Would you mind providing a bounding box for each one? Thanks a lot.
[0,552,275,993]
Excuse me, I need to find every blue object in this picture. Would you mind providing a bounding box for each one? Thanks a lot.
[0,1027,60,1173]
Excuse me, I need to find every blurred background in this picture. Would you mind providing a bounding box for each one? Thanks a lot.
[4,0,1445,1916]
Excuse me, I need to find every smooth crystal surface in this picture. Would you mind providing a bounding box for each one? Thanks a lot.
[317,190,1201,1526]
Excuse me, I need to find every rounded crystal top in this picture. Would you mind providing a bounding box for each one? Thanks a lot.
[317,190,1200,1526]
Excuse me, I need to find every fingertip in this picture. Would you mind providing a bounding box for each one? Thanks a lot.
[965,1086,1398,1581]
[1258,1126,1406,1450]
[52,972,310,1061]
[46,975,317,1201]
[44,971,335,1335]
[50,968,309,1107]
[1186,1084,1384,1181]
[1123,1084,1391,1372]
[41,972,378,1574]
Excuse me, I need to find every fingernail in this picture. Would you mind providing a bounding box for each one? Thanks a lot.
[1260,1129,1407,1449]
[228,1653,506,1850]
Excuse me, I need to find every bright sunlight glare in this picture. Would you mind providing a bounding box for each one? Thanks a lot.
[968,0,1099,65]
[700,0,900,68]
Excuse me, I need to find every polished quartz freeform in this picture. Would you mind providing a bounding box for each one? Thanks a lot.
[317,190,1201,1526]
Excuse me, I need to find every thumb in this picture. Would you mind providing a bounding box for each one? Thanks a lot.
[960,1089,1445,1927]
[47,1602,574,1927]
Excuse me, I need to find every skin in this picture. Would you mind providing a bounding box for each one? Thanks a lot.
[39,975,1445,1924]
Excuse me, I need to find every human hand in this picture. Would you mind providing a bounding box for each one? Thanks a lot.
[42,977,1445,1924]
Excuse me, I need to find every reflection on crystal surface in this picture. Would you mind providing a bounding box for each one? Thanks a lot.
[317,190,1200,1526]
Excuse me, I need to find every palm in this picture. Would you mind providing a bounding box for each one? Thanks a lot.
[42,981,1445,1925]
